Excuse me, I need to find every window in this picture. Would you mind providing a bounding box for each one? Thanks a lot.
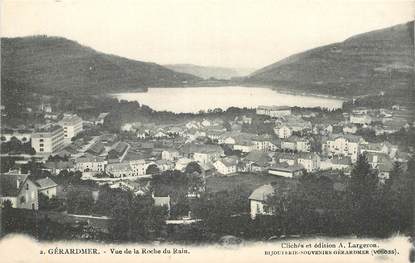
[26,184,29,190]
[40,143,44,147]
[20,196,26,204]
[40,139,44,142]
[40,148,44,152]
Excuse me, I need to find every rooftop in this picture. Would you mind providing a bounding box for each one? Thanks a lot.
[33,124,63,134]
[61,114,82,125]
[248,184,274,201]
[269,163,304,172]
[0,173,29,197]
[34,177,58,189]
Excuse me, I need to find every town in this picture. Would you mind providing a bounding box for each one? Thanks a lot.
[1,92,413,243]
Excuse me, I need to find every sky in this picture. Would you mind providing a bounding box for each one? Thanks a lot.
[1,0,413,69]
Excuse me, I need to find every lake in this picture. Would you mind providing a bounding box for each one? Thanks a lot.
[112,86,343,113]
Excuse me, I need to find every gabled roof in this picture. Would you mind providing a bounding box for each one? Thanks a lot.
[97,112,109,120]
[365,152,391,163]
[275,152,297,161]
[86,142,105,155]
[327,133,362,143]
[269,163,304,172]
[44,160,75,170]
[112,142,129,154]
[76,154,106,163]
[248,184,274,201]
[34,177,58,189]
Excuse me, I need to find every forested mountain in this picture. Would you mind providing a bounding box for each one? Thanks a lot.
[1,36,201,96]
[245,21,414,99]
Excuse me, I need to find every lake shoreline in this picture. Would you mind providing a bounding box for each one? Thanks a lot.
[111,84,348,102]
[110,86,344,113]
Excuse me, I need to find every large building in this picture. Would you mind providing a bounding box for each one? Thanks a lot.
[31,125,65,154]
[256,106,291,118]
[323,134,362,163]
[75,155,107,174]
[60,114,83,142]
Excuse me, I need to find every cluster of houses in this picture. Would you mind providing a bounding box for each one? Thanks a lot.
[1,103,413,220]
[0,171,58,210]
[2,103,412,181]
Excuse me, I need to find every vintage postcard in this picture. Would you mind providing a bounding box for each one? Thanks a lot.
[0,0,414,262]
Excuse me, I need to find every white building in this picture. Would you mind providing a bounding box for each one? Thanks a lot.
[106,162,134,178]
[296,138,311,153]
[323,134,362,163]
[252,135,279,152]
[35,177,58,199]
[274,125,292,139]
[343,124,358,134]
[233,140,256,153]
[350,114,372,125]
[214,157,238,175]
[60,114,83,142]
[75,155,107,173]
[31,125,65,154]
[297,153,321,172]
[161,149,181,161]
[129,159,148,176]
[268,164,304,178]
[279,136,310,152]
[249,184,274,219]
[320,156,352,171]
[256,106,291,118]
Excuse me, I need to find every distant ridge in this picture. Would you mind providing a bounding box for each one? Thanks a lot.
[245,21,414,98]
[164,64,255,80]
[1,35,201,96]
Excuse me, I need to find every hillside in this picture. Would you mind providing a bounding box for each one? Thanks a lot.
[164,64,255,80]
[245,21,414,99]
[1,36,201,96]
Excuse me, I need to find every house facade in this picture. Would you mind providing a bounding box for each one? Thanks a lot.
[274,125,292,139]
[0,173,39,210]
[31,125,65,154]
[214,157,238,175]
[35,177,58,199]
[323,134,362,162]
[249,184,274,219]
[75,155,107,173]
[60,114,83,143]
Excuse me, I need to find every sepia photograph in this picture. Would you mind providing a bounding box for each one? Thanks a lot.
[0,0,414,262]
